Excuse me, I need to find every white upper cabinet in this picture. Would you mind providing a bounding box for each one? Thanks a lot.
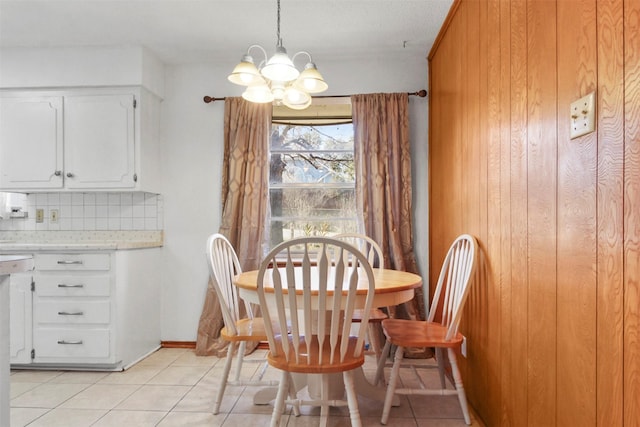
[0,87,161,193]
[64,94,135,189]
[0,96,64,189]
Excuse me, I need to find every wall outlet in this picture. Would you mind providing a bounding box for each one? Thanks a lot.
[50,209,59,223]
[461,335,468,358]
[36,209,44,223]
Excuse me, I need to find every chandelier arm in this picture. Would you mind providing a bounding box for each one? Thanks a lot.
[291,51,313,65]
[246,44,269,66]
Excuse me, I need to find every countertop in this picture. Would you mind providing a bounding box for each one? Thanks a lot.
[0,230,163,251]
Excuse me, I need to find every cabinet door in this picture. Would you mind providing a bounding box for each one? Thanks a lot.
[0,97,64,189]
[9,273,33,364]
[64,94,136,189]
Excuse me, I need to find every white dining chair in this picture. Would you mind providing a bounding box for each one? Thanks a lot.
[206,233,278,415]
[334,233,389,360]
[375,234,478,425]
[257,236,376,427]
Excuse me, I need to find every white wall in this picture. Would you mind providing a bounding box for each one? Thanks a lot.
[160,55,430,340]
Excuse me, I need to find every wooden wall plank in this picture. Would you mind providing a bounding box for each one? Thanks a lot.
[461,0,483,407]
[624,1,640,425]
[556,0,598,425]
[525,0,558,424]
[485,0,503,424]
[596,0,625,425]
[508,0,529,424]
[498,0,513,424]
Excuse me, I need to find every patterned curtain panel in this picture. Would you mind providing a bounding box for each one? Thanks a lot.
[195,97,272,356]
[351,93,425,321]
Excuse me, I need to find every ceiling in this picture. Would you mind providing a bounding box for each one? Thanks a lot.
[0,0,454,65]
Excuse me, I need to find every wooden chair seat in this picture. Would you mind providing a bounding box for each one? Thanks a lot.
[221,318,286,342]
[220,317,269,342]
[267,335,365,373]
[381,319,463,348]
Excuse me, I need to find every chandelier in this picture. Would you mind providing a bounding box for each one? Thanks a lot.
[227,0,328,110]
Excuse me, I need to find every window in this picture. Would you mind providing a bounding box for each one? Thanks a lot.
[268,102,357,248]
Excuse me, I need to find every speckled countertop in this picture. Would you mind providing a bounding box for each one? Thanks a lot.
[0,231,163,251]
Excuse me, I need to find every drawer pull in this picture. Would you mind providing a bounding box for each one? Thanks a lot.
[58,311,84,316]
[58,284,85,288]
[57,260,84,265]
[57,340,83,345]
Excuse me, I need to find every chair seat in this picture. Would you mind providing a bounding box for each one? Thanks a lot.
[221,317,270,342]
[352,308,388,322]
[382,319,463,348]
[267,335,365,374]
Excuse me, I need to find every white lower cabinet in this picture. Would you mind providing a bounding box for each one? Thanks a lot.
[9,249,161,370]
[9,273,32,364]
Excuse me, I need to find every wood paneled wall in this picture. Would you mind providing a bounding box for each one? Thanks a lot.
[427,0,639,425]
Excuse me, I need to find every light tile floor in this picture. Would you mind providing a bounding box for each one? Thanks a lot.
[10,348,483,426]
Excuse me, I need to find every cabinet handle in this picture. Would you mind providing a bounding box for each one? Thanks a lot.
[57,260,83,265]
[54,170,62,176]
[57,340,83,345]
[66,172,75,178]
[58,311,84,316]
[58,284,84,288]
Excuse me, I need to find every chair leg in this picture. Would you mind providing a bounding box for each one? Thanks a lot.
[343,370,362,427]
[214,341,235,415]
[448,347,471,425]
[381,345,404,425]
[436,347,446,389]
[374,340,392,386]
[368,322,383,360]
[287,373,300,417]
[234,340,247,382]
[271,370,288,427]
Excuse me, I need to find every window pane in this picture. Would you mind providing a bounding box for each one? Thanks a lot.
[269,187,357,247]
[271,124,354,151]
[270,152,354,185]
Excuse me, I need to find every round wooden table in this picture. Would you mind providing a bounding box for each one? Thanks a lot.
[235,267,422,308]
[234,267,422,405]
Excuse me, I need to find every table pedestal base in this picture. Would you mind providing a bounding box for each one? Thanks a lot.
[251,367,400,407]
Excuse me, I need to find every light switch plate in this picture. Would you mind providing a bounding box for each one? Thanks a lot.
[570,92,596,139]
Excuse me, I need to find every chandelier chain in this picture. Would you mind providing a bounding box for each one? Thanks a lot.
[276,0,282,46]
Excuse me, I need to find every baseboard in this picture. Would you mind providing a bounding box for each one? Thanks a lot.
[160,340,269,350]
[161,341,196,349]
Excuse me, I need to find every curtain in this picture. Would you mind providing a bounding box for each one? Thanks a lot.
[195,97,272,356]
[351,93,424,321]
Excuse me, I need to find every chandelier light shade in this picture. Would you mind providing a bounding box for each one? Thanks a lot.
[227,0,327,110]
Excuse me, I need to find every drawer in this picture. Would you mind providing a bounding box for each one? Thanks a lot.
[34,300,111,324]
[33,328,111,360]
[35,274,111,297]
[35,253,111,271]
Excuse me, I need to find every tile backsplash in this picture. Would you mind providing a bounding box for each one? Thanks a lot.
[0,192,163,231]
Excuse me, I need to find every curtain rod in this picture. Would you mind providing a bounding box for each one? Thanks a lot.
[202,89,427,104]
